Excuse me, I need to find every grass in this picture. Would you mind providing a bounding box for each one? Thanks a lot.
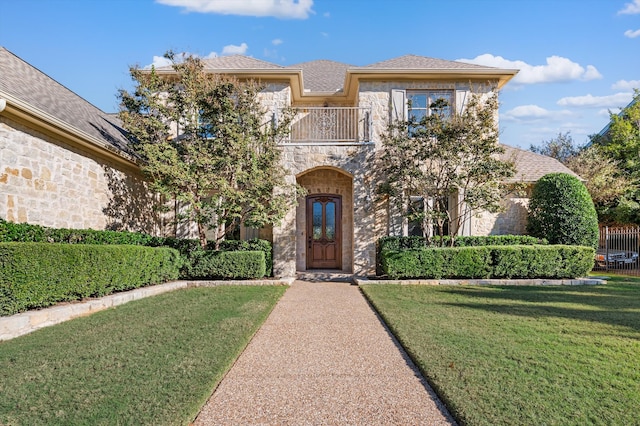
[361,275,640,426]
[0,285,286,425]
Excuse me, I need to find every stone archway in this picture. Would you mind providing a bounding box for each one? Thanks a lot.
[296,167,353,272]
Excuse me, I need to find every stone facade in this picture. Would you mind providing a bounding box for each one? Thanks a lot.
[472,196,530,236]
[0,116,165,234]
[273,144,380,277]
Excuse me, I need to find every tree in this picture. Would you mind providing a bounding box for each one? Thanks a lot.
[118,52,298,249]
[526,173,598,248]
[587,89,640,224]
[565,145,633,208]
[592,89,640,177]
[378,89,516,246]
[530,131,580,163]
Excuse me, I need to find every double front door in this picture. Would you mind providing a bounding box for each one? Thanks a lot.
[306,195,341,269]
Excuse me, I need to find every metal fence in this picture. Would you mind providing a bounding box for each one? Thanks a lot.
[594,226,640,275]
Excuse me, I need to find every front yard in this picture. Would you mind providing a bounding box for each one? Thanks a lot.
[0,285,285,425]
[361,275,640,425]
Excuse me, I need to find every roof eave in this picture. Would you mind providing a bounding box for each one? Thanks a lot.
[0,92,140,173]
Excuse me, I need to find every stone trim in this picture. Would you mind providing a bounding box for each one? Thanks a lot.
[354,277,606,286]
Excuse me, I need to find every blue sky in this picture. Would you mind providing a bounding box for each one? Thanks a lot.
[1,0,639,149]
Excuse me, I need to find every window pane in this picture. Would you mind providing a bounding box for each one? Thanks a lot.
[313,202,322,240]
[325,202,336,240]
[408,93,427,109]
[408,109,427,122]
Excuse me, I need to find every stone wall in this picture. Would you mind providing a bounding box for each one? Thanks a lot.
[472,196,530,236]
[272,143,380,276]
[0,115,166,234]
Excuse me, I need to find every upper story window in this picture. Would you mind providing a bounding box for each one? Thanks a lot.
[407,91,453,122]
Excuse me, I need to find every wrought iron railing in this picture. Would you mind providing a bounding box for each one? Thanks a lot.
[281,107,372,144]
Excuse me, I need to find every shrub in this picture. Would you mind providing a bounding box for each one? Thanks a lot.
[217,239,273,277]
[185,250,266,280]
[0,243,181,316]
[380,245,594,280]
[527,173,599,248]
[0,220,274,279]
[378,235,546,252]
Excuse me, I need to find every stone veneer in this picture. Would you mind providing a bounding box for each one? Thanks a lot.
[0,116,165,233]
[472,195,530,236]
[273,144,381,277]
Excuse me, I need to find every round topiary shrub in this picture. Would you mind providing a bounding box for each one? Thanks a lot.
[527,173,598,248]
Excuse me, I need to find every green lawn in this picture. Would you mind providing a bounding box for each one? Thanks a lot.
[0,285,286,425]
[361,276,640,426]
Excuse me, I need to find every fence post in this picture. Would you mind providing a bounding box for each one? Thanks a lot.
[605,226,609,272]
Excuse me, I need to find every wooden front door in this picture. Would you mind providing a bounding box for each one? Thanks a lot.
[307,195,342,269]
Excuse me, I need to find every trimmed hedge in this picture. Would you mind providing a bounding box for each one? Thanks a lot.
[185,250,266,280]
[527,173,599,248]
[380,245,594,280]
[0,220,274,279]
[0,243,181,316]
[378,235,547,251]
[0,219,162,246]
[217,239,273,277]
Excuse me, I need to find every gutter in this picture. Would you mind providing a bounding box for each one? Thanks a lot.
[0,92,141,174]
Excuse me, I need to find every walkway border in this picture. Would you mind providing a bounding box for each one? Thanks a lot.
[0,277,293,342]
[354,277,606,286]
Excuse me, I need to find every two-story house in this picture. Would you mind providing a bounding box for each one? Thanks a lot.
[0,47,579,278]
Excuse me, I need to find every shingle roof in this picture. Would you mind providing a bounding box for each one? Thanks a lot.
[0,47,130,153]
[201,55,284,70]
[361,54,495,70]
[286,60,352,92]
[500,144,581,182]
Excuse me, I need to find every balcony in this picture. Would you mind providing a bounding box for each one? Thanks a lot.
[281,107,372,144]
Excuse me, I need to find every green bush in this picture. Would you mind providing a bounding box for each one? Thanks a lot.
[380,245,594,280]
[0,219,160,245]
[378,235,546,252]
[527,173,599,248]
[217,239,273,277]
[185,250,266,280]
[0,220,274,279]
[0,243,181,316]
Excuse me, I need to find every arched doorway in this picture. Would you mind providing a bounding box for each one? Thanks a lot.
[296,167,353,272]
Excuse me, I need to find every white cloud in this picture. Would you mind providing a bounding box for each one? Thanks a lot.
[272,38,283,45]
[222,43,248,55]
[144,51,218,69]
[320,32,329,37]
[612,79,640,90]
[624,28,640,38]
[619,0,640,14]
[146,55,173,69]
[557,92,634,108]
[457,54,602,84]
[502,105,572,121]
[156,0,314,19]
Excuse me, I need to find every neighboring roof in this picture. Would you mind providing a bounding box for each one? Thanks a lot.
[287,60,353,92]
[596,97,638,138]
[0,47,134,165]
[500,144,582,182]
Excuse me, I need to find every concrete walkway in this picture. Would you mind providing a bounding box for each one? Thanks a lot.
[194,280,455,425]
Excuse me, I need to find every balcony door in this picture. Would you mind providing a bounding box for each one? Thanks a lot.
[307,195,342,269]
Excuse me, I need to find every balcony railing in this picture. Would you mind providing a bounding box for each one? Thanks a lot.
[281,107,372,144]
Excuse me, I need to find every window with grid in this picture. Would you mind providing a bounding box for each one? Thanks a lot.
[407,91,453,122]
